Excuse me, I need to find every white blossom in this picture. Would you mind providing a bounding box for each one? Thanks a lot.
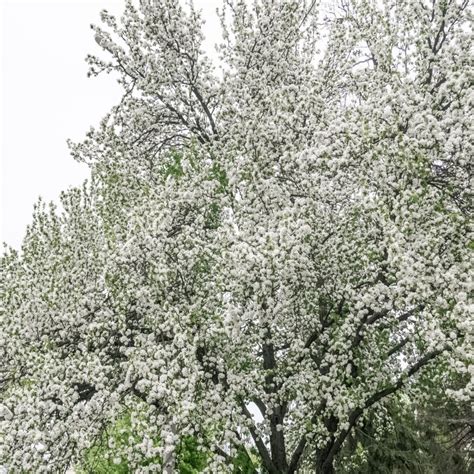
[1,0,472,472]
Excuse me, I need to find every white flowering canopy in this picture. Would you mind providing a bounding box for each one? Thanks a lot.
[1,0,472,472]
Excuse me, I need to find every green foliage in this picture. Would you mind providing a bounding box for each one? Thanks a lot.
[231,445,259,473]
[210,162,228,194]
[176,436,209,473]
[337,397,472,474]
[163,151,185,179]
[79,413,147,474]
[204,202,221,230]
[78,413,262,473]
[78,414,210,473]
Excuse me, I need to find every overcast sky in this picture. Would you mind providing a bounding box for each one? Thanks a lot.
[1,0,222,250]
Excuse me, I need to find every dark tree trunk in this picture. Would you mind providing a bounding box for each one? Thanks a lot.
[315,445,336,474]
[314,416,338,474]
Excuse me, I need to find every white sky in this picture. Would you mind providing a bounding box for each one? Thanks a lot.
[1,0,222,250]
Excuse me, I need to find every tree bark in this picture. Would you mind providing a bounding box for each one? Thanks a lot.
[315,444,336,474]
[162,423,177,474]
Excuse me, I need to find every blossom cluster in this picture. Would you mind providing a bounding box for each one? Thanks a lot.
[1,1,472,472]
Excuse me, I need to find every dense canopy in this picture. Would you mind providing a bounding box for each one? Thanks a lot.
[1,0,472,472]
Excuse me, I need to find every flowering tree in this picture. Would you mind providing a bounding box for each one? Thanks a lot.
[1,0,472,472]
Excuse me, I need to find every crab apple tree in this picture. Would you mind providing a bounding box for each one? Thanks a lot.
[1,0,473,473]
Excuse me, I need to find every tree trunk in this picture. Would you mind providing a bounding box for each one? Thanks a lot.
[162,423,177,474]
[315,454,336,474]
[315,440,336,474]
[316,459,335,474]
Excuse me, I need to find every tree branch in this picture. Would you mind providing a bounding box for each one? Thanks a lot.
[240,401,279,474]
[320,346,446,471]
